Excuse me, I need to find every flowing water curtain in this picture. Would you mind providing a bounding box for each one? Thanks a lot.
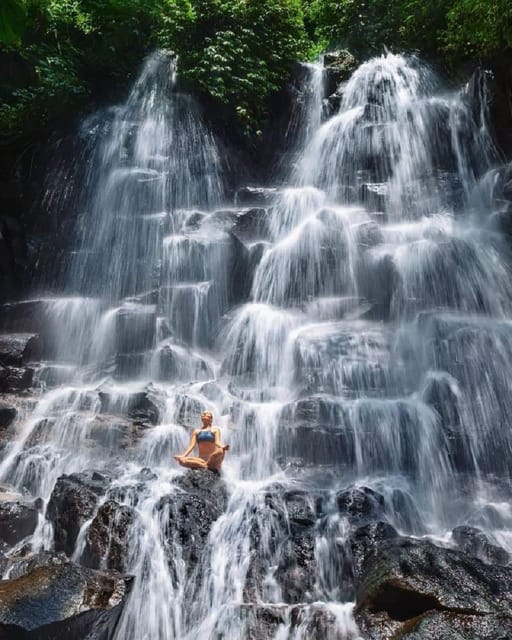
[2,48,512,640]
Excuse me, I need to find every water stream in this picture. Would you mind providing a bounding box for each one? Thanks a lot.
[1,51,512,638]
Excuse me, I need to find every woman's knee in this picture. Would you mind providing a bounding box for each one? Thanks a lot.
[179,457,207,470]
[207,450,225,471]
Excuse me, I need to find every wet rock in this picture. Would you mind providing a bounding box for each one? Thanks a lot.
[0,500,39,546]
[348,521,399,587]
[82,501,135,573]
[3,551,67,581]
[199,381,224,402]
[284,490,318,529]
[355,220,384,248]
[452,525,510,565]
[86,414,139,449]
[324,49,358,95]
[0,334,41,366]
[98,388,160,426]
[159,470,227,568]
[360,182,388,211]
[235,187,278,206]
[232,604,287,640]
[0,555,131,637]
[0,402,16,429]
[174,394,206,428]
[47,472,111,555]
[156,345,212,383]
[396,611,512,639]
[228,231,253,304]
[114,305,156,353]
[322,92,342,120]
[503,177,512,202]
[336,486,385,523]
[112,352,147,379]
[290,603,359,640]
[355,537,512,639]
[231,208,270,241]
[0,301,45,334]
[278,397,355,466]
[357,252,396,320]
[388,488,423,533]
[422,373,461,429]
[0,366,34,393]
[184,210,206,229]
[276,528,316,604]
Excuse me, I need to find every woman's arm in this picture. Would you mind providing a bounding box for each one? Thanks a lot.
[213,428,229,451]
[181,430,198,457]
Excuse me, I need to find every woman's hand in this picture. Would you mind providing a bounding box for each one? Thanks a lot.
[223,444,230,452]
[174,455,184,462]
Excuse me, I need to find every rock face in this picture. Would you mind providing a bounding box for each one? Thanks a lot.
[336,486,385,523]
[47,472,110,556]
[159,470,227,568]
[0,334,41,367]
[0,554,131,639]
[0,334,41,394]
[452,525,510,565]
[355,537,512,639]
[82,501,135,573]
[0,402,16,429]
[0,499,39,546]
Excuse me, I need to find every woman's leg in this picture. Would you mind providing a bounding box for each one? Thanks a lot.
[207,448,225,472]
[176,456,208,470]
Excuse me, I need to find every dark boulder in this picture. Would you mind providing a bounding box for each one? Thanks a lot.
[0,402,17,430]
[231,208,271,242]
[0,301,45,334]
[173,394,206,428]
[394,611,512,639]
[0,334,41,366]
[158,470,227,568]
[0,555,131,638]
[227,604,287,640]
[360,183,388,212]
[355,537,512,639]
[0,499,39,546]
[0,366,34,393]
[98,388,160,426]
[289,603,360,640]
[85,414,139,450]
[227,231,253,304]
[82,501,135,573]
[324,49,358,96]
[345,521,400,596]
[277,397,355,466]
[235,187,278,207]
[336,486,385,523]
[284,490,319,529]
[452,525,510,565]
[114,306,156,354]
[503,177,512,202]
[47,472,111,556]
[275,528,316,604]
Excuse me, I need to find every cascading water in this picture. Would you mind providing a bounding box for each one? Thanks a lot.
[1,49,512,639]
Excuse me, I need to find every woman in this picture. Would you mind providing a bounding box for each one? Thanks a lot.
[174,411,229,472]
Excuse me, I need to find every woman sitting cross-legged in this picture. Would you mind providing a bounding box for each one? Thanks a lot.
[174,411,229,472]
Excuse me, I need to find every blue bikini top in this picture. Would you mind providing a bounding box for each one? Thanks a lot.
[197,429,215,443]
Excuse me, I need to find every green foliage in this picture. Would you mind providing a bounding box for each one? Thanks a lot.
[1,0,511,140]
[445,0,512,57]
[0,0,162,137]
[159,0,310,133]
[303,0,511,60]
[0,0,27,45]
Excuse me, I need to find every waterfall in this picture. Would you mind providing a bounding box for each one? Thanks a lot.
[2,50,512,639]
